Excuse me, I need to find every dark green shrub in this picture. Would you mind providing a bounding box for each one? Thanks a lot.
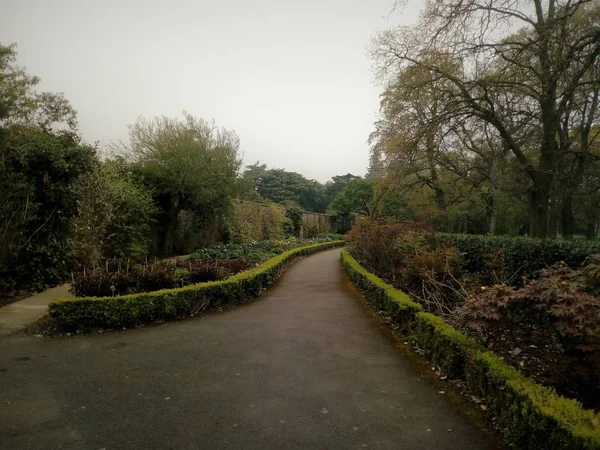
[285,204,303,237]
[0,127,97,293]
[189,237,344,264]
[282,218,296,236]
[437,233,600,285]
[189,241,283,263]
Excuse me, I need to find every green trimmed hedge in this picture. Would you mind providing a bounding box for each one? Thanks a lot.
[49,241,343,331]
[437,233,600,284]
[341,249,600,450]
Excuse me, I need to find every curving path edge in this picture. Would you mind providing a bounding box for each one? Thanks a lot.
[0,249,503,449]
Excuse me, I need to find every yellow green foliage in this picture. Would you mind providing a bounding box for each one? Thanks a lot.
[301,213,333,238]
[231,200,286,243]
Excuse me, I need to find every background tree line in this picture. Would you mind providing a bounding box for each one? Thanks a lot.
[366,0,600,239]
[0,43,361,297]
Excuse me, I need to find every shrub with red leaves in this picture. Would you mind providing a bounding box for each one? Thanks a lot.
[457,258,600,351]
[455,256,600,400]
[347,218,462,316]
[346,218,435,279]
[72,258,255,297]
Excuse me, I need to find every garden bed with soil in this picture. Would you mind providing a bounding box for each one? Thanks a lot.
[346,219,600,413]
[342,248,600,450]
[48,240,344,333]
[71,237,342,298]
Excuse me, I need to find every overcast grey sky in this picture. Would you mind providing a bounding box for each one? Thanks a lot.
[1,0,421,182]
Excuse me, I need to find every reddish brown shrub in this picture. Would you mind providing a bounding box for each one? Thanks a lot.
[346,218,434,278]
[456,257,600,398]
[347,218,462,316]
[72,258,255,297]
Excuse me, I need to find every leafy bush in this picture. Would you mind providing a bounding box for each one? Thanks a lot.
[72,157,157,267]
[346,218,431,278]
[231,201,285,243]
[0,127,96,293]
[347,219,461,316]
[71,258,255,297]
[190,241,283,263]
[437,233,600,285]
[284,203,303,237]
[456,258,600,395]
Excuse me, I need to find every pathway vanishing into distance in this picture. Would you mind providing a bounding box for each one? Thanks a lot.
[0,249,503,449]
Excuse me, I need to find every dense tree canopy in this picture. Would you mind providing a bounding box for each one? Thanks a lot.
[330,178,377,218]
[0,43,96,291]
[240,163,330,213]
[324,173,360,203]
[123,113,242,255]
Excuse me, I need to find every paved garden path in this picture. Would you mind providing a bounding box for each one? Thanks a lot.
[0,255,192,337]
[0,249,503,449]
[0,284,72,337]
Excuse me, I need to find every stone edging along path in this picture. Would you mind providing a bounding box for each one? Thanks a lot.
[48,241,344,332]
[340,249,600,450]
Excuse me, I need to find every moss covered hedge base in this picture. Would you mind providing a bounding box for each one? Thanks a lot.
[49,241,343,331]
[341,249,600,450]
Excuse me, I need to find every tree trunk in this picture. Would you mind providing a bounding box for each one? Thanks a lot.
[585,221,596,239]
[561,194,575,239]
[425,135,447,231]
[585,203,599,239]
[488,186,499,235]
[528,102,556,240]
[489,210,497,235]
[488,143,510,235]
[162,206,182,256]
[529,171,553,239]
[528,63,558,239]
[547,197,559,239]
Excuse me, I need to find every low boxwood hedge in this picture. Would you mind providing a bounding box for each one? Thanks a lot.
[49,241,343,331]
[341,249,600,450]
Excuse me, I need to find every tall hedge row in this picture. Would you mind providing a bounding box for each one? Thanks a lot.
[437,233,600,283]
[49,241,343,331]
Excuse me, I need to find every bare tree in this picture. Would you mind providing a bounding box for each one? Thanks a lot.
[372,0,600,237]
